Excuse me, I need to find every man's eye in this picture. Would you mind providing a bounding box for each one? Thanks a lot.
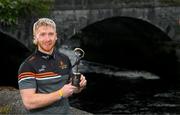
[49,33,54,36]
[40,33,46,36]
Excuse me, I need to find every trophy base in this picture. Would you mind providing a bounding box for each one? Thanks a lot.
[72,72,81,87]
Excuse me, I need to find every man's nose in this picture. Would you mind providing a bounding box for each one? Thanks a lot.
[45,34,51,40]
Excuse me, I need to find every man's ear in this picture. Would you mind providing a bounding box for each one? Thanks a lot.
[33,37,37,45]
[55,33,58,40]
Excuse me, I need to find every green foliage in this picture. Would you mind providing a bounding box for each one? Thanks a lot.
[0,105,11,114]
[0,0,53,25]
[0,0,19,25]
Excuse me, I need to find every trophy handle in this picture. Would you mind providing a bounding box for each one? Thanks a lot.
[74,48,85,59]
[71,48,85,69]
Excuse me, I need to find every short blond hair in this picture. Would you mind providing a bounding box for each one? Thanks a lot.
[33,18,56,36]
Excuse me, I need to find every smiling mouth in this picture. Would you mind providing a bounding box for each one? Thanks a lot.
[45,42,52,46]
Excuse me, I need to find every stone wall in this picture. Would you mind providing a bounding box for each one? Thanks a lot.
[1,0,180,50]
[52,6,180,46]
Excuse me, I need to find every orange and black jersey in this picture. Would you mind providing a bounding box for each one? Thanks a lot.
[17,49,72,114]
[18,49,72,93]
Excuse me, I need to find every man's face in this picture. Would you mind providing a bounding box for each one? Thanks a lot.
[34,25,57,54]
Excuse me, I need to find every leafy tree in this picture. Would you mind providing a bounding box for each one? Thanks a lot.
[0,0,53,25]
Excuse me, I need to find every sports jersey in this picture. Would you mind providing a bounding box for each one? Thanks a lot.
[18,49,72,114]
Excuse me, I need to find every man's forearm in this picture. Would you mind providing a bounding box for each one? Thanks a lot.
[20,89,61,110]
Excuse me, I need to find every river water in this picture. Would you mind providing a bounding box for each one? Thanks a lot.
[60,48,180,114]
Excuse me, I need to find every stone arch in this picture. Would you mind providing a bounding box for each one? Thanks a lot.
[0,31,31,88]
[71,16,178,80]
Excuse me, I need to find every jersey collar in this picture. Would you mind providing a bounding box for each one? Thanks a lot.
[35,49,56,60]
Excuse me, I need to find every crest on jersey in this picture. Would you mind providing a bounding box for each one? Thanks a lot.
[59,61,67,69]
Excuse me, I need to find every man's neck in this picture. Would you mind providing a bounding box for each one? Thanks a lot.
[38,48,54,55]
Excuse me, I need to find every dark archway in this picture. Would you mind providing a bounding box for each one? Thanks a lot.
[72,16,178,80]
[68,16,180,114]
[0,31,31,88]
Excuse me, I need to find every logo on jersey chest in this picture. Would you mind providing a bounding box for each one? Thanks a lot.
[38,65,46,72]
[59,61,68,69]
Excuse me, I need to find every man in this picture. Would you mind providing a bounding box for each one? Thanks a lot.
[17,18,87,114]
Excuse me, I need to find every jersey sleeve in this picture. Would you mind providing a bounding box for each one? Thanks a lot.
[18,61,37,90]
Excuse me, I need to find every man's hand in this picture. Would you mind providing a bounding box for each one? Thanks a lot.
[61,83,77,98]
[74,74,87,93]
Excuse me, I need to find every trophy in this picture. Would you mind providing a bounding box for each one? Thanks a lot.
[71,48,85,87]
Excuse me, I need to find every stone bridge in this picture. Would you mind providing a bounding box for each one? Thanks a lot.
[1,0,180,49]
[53,0,180,45]
[1,0,180,87]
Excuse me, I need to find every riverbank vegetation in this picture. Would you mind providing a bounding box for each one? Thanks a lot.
[0,0,53,25]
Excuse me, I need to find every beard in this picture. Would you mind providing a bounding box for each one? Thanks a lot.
[37,41,56,54]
